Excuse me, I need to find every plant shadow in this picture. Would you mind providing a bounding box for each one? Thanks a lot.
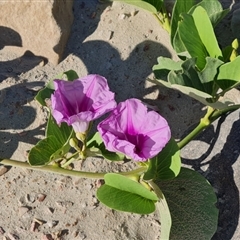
[64,0,173,103]
[181,112,240,240]
[0,26,48,158]
[0,26,47,82]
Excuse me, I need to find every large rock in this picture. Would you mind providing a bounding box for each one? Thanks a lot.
[0,0,74,65]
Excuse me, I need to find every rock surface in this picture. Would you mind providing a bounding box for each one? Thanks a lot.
[0,0,74,65]
[0,0,240,239]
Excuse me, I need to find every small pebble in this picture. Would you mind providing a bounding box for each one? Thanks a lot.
[0,166,8,176]
[131,10,139,16]
[37,193,46,202]
[108,30,114,40]
[30,221,40,232]
[18,196,26,205]
[18,206,30,217]
[0,226,5,234]
[55,201,73,208]
[44,206,54,214]
[7,233,20,240]
[26,193,35,203]
[34,218,45,225]
[47,220,58,228]
[92,197,98,204]
[41,234,54,240]
[95,179,104,188]
[78,232,87,240]
[119,13,130,20]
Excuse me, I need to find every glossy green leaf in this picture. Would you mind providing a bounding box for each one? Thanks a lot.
[151,57,235,109]
[172,30,188,56]
[216,56,240,90]
[63,70,79,81]
[191,6,222,59]
[178,13,208,70]
[149,181,171,240]
[143,138,181,181]
[28,115,73,166]
[46,114,73,160]
[109,0,163,13]
[168,57,223,95]
[152,57,183,81]
[221,45,233,63]
[160,83,234,109]
[170,0,196,46]
[97,173,158,214]
[87,132,125,161]
[157,167,218,240]
[28,136,63,166]
[46,114,72,140]
[189,0,229,27]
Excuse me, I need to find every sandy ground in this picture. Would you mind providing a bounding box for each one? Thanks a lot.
[0,0,240,239]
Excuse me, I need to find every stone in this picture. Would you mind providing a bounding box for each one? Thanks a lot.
[0,0,74,65]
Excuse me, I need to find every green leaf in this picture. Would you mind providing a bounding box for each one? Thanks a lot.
[157,167,218,240]
[46,114,73,160]
[97,173,158,214]
[217,56,240,90]
[149,181,171,240]
[166,83,235,109]
[178,13,208,70]
[46,114,72,141]
[100,147,125,161]
[109,0,163,13]
[189,0,229,27]
[63,70,79,81]
[170,0,196,46]
[28,115,73,166]
[143,138,181,181]
[168,57,223,95]
[152,57,183,81]
[28,136,63,166]
[151,57,236,109]
[191,6,222,59]
[220,45,233,63]
[87,132,125,161]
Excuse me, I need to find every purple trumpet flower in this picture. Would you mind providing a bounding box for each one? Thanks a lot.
[98,98,171,161]
[51,74,117,133]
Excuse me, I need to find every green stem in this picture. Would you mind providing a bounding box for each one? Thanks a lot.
[209,104,240,122]
[0,158,147,179]
[177,107,214,149]
[61,155,79,168]
[177,104,240,149]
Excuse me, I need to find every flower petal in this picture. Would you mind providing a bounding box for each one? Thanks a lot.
[51,74,117,133]
[98,98,171,161]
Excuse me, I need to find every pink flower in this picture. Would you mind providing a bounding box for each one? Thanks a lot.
[97,98,171,161]
[51,74,117,133]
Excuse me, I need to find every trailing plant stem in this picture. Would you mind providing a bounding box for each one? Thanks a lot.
[0,158,147,179]
[177,104,240,149]
[177,107,214,149]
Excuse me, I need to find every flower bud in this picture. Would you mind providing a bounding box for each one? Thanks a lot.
[69,138,80,150]
[76,132,86,142]
[232,38,239,50]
